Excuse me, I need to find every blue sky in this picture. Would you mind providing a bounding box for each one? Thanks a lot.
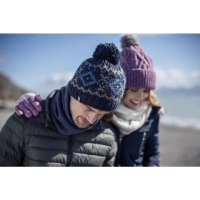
[0,34,200,97]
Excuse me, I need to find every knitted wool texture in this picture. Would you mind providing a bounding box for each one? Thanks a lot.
[120,34,156,89]
[69,43,126,112]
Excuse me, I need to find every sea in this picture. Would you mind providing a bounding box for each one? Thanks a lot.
[157,94,200,130]
[40,91,200,130]
[3,91,199,131]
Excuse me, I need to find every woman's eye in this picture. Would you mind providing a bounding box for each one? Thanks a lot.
[131,89,138,92]
[144,90,150,93]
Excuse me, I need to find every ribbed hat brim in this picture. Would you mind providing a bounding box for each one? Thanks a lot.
[124,69,156,89]
[69,83,120,112]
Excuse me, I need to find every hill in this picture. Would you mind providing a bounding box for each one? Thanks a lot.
[0,73,28,100]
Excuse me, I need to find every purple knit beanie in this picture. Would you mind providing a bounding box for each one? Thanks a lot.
[120,34,156,90]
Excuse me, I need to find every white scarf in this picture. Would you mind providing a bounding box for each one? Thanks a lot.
[111,101,152,136]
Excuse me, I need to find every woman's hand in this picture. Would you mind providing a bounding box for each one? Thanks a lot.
[15,93,43,118]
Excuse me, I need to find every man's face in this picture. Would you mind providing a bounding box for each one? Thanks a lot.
[69,96,110,128]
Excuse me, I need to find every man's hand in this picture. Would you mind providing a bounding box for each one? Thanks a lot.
[15,93,43,118]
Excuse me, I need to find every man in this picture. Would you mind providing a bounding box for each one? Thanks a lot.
[0,43,126,166]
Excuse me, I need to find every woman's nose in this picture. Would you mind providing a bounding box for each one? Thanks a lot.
[137,91,144,100]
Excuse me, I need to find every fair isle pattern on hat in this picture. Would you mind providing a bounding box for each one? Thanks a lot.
[120,34,156,90]
[70,60,125,101]
[69,43,126,112]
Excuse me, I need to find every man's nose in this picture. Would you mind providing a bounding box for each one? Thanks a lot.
[87,113,97,124]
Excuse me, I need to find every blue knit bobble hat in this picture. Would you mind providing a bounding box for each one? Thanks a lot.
[68,43,126,112]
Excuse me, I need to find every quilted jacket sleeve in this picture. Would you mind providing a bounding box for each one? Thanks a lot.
[103,130,118,167]
[0,113,25,166]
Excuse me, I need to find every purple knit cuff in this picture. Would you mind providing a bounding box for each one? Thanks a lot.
[124,69,156,89]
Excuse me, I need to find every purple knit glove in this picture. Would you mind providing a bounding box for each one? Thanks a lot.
[15,93,43,118]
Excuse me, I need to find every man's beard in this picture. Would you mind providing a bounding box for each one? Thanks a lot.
[73,116,90,128]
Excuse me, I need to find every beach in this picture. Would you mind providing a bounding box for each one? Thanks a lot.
[0,109,200,166]
[159,124,200,166]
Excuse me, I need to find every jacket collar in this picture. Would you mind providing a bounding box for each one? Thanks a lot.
[45,90,58,129]
[148,105,161,120]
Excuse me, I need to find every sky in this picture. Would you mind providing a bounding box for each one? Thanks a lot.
[0,34,200,97]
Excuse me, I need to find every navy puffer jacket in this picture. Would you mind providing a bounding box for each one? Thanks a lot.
[116,106,161,167]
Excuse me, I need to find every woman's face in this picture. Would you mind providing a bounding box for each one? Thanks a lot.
[123,88,150,110]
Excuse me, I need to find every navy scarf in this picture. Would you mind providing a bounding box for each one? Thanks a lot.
[50,84,99,135]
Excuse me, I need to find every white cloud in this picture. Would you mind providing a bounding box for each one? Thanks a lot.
[155,67,200,89]
[31,72,74,98]
[30,68,200,98]
[50,73,74,83]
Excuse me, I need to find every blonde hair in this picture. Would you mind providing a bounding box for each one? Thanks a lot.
[103,90,161,122]
[147,90,161,107]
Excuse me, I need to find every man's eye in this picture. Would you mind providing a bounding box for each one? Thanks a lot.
[97,114,104,119]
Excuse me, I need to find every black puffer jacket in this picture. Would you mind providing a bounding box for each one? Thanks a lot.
[0,92,117,166]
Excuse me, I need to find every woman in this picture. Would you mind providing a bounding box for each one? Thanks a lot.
[15,34,163,166]
[104,34,162,166]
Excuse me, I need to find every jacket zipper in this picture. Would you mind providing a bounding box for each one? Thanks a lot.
[67,136,72,166]
[138,132,146,157]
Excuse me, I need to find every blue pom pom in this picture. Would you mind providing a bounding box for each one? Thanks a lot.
[92,43,120,65]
